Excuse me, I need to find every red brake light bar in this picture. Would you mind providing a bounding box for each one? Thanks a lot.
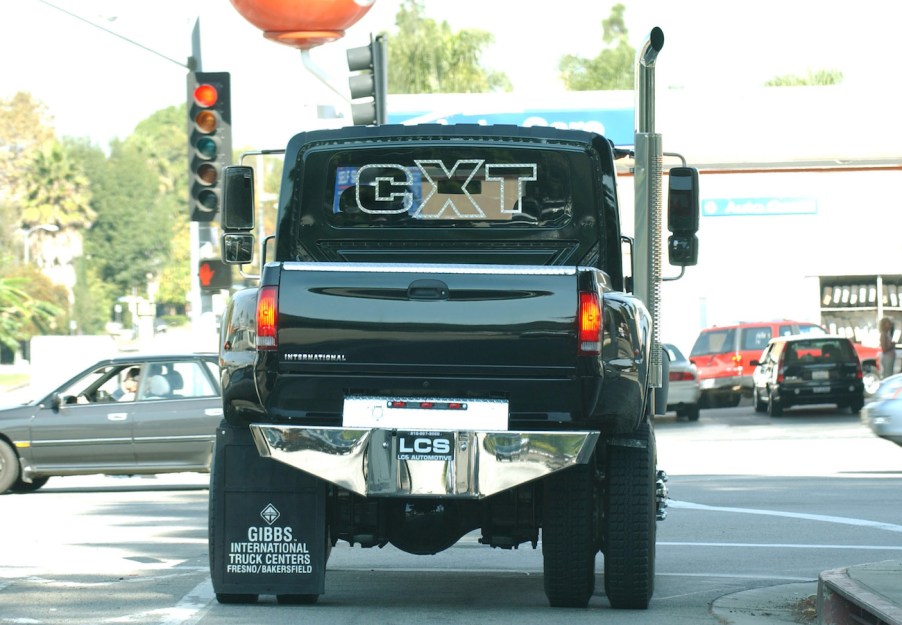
[256,285,278,350]
[387,401,467,410]
[578,291,601,355]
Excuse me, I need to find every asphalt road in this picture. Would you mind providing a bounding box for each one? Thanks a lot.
[1,401,901,625]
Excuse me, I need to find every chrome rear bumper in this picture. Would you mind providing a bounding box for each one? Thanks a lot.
[249,425,599,499]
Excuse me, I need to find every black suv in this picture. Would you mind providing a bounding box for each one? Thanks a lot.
[751,335,864,416]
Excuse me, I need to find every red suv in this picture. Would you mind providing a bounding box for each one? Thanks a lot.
[689,321,832,407]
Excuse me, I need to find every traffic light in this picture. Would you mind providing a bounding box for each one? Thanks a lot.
[188,72,232,221]
[198,259,233,291]
[346,34,387,126]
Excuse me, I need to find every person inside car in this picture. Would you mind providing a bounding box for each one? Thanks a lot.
[115,367,140,402]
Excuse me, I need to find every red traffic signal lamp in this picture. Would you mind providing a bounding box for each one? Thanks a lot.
[198,259,233,291]
[188,72,232,222]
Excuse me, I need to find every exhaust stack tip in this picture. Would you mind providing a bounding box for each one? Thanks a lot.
[641,27,665,67]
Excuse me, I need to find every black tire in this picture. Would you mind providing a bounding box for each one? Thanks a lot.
[603,422,656,609]
[9,476,50,493]
[849,397,864,414]
[767,389,783,417]
[685,404,700,422]
[542,460,597,608]
[277,594,319,605]
[753,387,767,413]
[216,593,258,604]
[0,440,20,494]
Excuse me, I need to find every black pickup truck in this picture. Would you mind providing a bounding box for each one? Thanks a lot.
[210,123,698,609]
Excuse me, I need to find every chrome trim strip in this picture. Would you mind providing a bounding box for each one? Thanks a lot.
[133,435,215,443]
[250,425,599,499]
[281,261,577,276]
[29,438,132,446]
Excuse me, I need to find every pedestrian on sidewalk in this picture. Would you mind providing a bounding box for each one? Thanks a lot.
[879,316,896,378]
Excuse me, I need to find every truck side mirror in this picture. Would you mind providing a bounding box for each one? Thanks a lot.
[668,234,698,266]
[667,167,699,267]
[221,166,255,231]
[222,233,255,265]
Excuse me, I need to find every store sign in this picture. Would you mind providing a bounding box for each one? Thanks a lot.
[387,107,635,146]
[702,197,818,217]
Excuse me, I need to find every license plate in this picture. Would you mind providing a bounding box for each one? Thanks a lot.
[396,431,454,462]
[812,386,831,393]
[342,396,508,430]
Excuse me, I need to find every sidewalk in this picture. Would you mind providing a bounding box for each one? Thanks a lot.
[818,560,902,625]
[711,561,902,625]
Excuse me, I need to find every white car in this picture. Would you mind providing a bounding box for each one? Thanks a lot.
[664,343,701,421]
[861,373,902,447]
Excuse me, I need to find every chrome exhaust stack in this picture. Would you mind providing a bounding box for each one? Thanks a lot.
[633,27,665,392]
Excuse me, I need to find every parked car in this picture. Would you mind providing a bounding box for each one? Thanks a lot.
[750,335,864,416]
[689,321,825,407]
[689,320,879,407]
[861,373,902,446]
[663,343,701,421]
[0,354,222,494]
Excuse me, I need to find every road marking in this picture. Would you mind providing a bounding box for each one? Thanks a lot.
[669,499,902,533]
[104,578,214,625]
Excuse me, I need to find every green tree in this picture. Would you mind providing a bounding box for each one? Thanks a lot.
[0,276,61,352]
[124,105,190,310]
[3,265,69,336]
[0,92,56,260]
[387,0,511,93]
[19,140,94,229]
[765,69,843,86]
[71,256,114,334]
[81,140,171,299]
[559,3,635,90]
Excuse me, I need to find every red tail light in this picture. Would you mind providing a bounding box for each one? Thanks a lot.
[669,370,696,382]
[256,285,278,351]
[578,291,601,355]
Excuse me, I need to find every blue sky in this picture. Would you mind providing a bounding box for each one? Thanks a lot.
[1,0,898,149]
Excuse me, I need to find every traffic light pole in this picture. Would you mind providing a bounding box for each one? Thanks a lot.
[189,18,206,343]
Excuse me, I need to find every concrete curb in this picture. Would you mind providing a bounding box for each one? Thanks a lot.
[817,561,902,625]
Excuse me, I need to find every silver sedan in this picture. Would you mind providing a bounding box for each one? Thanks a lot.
[0,354,223,494]
[664,343,701,421]
[861,373,902,446]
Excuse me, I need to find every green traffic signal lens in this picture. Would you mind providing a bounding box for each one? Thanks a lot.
[197,163,219,185]
[196,137,217,160]
[198,189,218,211]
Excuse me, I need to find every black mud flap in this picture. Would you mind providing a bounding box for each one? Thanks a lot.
[209,421,327,600]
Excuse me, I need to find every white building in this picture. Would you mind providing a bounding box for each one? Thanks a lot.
[384,87,902,353]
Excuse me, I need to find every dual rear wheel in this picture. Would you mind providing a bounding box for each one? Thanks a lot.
[541,423,657,609]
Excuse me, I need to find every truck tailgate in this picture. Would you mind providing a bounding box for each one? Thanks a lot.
[276,263,581,376]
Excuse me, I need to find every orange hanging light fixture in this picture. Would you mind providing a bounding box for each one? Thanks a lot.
[230,0,376,49]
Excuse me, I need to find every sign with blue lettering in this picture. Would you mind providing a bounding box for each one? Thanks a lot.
[702,197,818,217]
[387,107,635,146]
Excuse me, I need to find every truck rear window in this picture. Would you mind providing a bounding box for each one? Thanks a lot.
[305,145,586,229]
